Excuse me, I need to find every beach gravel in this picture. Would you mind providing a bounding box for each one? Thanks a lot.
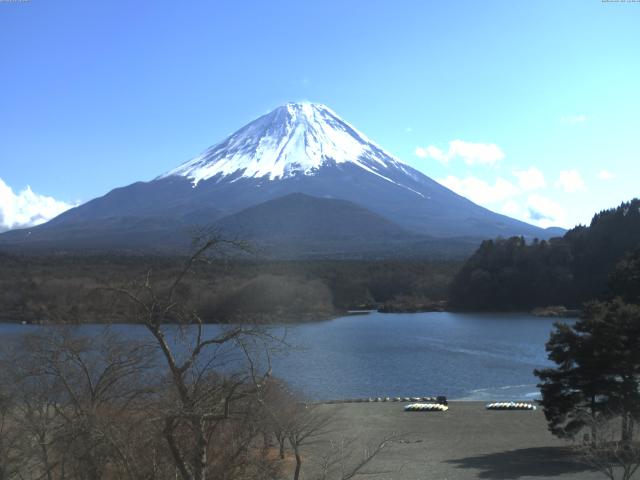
[303,402,604,480]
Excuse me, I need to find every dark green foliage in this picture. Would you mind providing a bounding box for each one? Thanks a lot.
[449,236,575,310]
[534,223,640,451]
[450,199,640,310]
[0,254,460,324]
[609,247,640,304]
[535,299,640,442]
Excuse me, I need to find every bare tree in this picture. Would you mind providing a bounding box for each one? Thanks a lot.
[253,373,397,480]
[578,411,640,480]
[250,370,335,480]
[255,378,291,460]
[1,235,392,480]
[312,435,397,480]
[108,236,275,480]
[0,327,165,480]
[8,372,64,480]
[0,390,21,480]
[286,403,333,480]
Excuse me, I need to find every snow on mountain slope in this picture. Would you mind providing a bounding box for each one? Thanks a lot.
[0,101,564,254]
[161,102,424,196]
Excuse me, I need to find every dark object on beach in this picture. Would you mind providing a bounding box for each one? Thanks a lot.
[437,395,448,405]
[486,402,536,410]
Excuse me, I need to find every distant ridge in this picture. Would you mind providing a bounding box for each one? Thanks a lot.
[212,193,481,259]
[215,193,413,241]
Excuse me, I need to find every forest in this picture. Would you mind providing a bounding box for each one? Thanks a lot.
[0,252,459,324]
[449,199,640,311]
[3,198,639,323]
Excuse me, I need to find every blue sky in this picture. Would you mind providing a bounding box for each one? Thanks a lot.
[1,0,639,230]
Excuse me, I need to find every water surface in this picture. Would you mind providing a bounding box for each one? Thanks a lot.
[0,312,570,401]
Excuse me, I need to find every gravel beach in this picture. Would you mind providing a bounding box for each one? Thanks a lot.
[303,402,605,480]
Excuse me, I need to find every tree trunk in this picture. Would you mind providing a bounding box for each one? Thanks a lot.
[293,445,302,480]
[621,412,631,447]
[590,395,597,446]
[40,439,54,480]
[193,420,208,480]
[164,420,192,480]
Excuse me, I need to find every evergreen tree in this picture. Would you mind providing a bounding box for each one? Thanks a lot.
[535,299,640,445]
[450,198,640,311]
[609,248,640,304]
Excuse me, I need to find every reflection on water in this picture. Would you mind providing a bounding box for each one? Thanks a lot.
[0,312,573,401]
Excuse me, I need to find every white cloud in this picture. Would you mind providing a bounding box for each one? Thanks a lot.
[415,145,449,163]
[0,177,75,232]
[415,140,505,166]
[555,169,586,193]
[513,167,546,191]
[438,175,519,205]
[449,140,505,166]
[561,114,588,124]
[525,194,566,229]
[501,200,521,217]
[597,169,615,180]
[437,174,572,228]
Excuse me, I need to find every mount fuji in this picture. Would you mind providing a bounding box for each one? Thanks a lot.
[0,102,560,257]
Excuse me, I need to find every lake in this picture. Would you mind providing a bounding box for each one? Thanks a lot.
[0,312,570,401]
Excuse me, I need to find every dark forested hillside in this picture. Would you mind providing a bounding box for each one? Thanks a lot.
[0,253,460,324]
[449,199,640,311]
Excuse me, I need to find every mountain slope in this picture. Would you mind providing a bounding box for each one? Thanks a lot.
[213,193,479,259]
[0,102,560,255]
[215,192,413,240]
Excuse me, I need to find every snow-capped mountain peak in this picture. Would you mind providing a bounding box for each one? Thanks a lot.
[1,102,558,252]
[161,102,413,186]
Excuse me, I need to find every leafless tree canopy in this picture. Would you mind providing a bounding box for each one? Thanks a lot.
[0,237,390,480]
[578,412,640,480]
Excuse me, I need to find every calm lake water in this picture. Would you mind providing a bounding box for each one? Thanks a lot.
[0,312,571,401]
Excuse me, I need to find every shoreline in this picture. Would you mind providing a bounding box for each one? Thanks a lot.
[311,395,539,405]
[0,305,581,325]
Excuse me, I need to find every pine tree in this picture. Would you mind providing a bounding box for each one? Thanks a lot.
[535,299,640,445]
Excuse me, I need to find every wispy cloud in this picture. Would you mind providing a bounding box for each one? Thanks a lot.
[501,200,520,217]
[513,167,546,191]
[555,169,586,193]
[561,114,588,125]
[597,169,615,180]
[415,145,449,163]
[416,140,505,166]
[438,175,519,204]
[0,177,76,232]
[525,194,566,228]
[437,171,573,228]
[498,195,567,229]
